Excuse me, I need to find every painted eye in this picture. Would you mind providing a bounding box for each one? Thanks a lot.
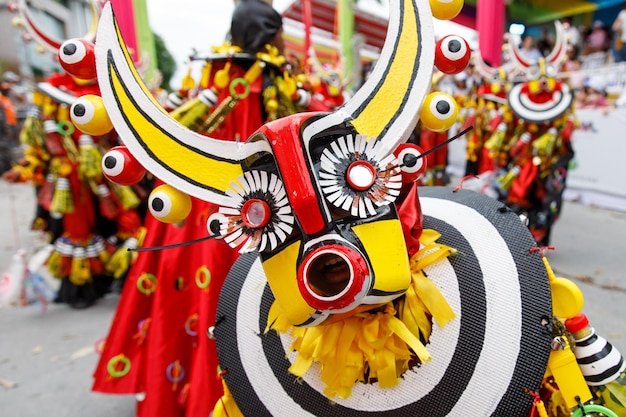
[148,184,192,224]
[70,95,114,136]
[101,146,146,186]
[319,134,402,218]
[206,212,228,238]
[435,35,471,75]
[217,170,295,253]
[345,161,377,191]
[429,0,464,20]
[394,144,426,182]
[420,92,459,132]
[545,65,557,78]
[58,38,96,80]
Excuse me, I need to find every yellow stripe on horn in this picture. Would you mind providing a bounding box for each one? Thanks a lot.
[350,0,420,138]
[108,59,244,193]
[112,15,164,110]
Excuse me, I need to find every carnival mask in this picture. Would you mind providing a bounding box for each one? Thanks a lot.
[75,0,468,327]
[507,21,573,123]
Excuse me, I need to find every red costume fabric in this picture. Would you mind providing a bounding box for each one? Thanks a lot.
[8,72,143,307]
[92,57,296,416]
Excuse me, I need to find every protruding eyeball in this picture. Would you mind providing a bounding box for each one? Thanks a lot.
[11,16,24,29]
[429,0,464,21]
[101,146,146,186]
[148,184,192,224]
[21,31,33,43]
[206,212,227,238]
[393,144,426,182]
[58,38,97,80]
[435,35,471,75]
[7,2,19,13]
[70,94,114,136]
[420,92,459,132]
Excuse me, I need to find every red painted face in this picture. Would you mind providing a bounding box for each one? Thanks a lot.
[203,112,413,326]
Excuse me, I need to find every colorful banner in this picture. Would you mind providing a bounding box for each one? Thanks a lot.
[477,0,504,67]
[109,0,138,62]
[133,0,158,85]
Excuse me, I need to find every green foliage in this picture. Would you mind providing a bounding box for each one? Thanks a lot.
[153,32,176,91]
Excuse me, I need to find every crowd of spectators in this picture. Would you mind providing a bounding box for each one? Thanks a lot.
[509,7,626,110]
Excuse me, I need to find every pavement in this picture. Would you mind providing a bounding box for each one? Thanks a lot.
[0,180,625,417]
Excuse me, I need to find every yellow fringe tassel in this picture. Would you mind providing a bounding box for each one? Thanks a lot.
[497,166,521,192]
[69,252,92,286]
[173,98,212,130]
[266,229,456,400]
[78,135,103,181]
[115,185,141,210]
[105,237,138,279]
[19,114,46,148]
[50,178,74,214]
[46,251,63,278]
[212,379,244,417]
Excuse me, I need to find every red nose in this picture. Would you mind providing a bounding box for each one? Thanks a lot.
[297,244,370,312]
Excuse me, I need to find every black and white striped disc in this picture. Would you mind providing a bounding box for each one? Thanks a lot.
[507,82,573,123]
[215,187,553,416]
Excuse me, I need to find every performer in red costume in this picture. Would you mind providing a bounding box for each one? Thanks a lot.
[92,1,305,415]
[2,71,143,308]
[89,2,626,415]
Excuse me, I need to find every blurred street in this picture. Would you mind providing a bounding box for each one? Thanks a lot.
[1,180,625,416]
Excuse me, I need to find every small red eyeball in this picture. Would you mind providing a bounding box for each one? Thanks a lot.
[58,38,97,80]
[21,32,33,43]
[435,35,471,75]
[394,144,426,182]
[101,146,146,186]
[7,2,19,13]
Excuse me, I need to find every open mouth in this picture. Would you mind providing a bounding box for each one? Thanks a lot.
[308,253,351,297]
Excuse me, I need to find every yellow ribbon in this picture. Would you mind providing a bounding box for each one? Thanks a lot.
[266,229,456,399]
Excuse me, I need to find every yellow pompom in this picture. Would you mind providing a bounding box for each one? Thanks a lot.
[69,249,92,285]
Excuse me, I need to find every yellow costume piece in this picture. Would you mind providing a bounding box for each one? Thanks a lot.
[265,230,455,399]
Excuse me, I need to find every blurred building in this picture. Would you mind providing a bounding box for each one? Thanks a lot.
[0,0,97,80]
